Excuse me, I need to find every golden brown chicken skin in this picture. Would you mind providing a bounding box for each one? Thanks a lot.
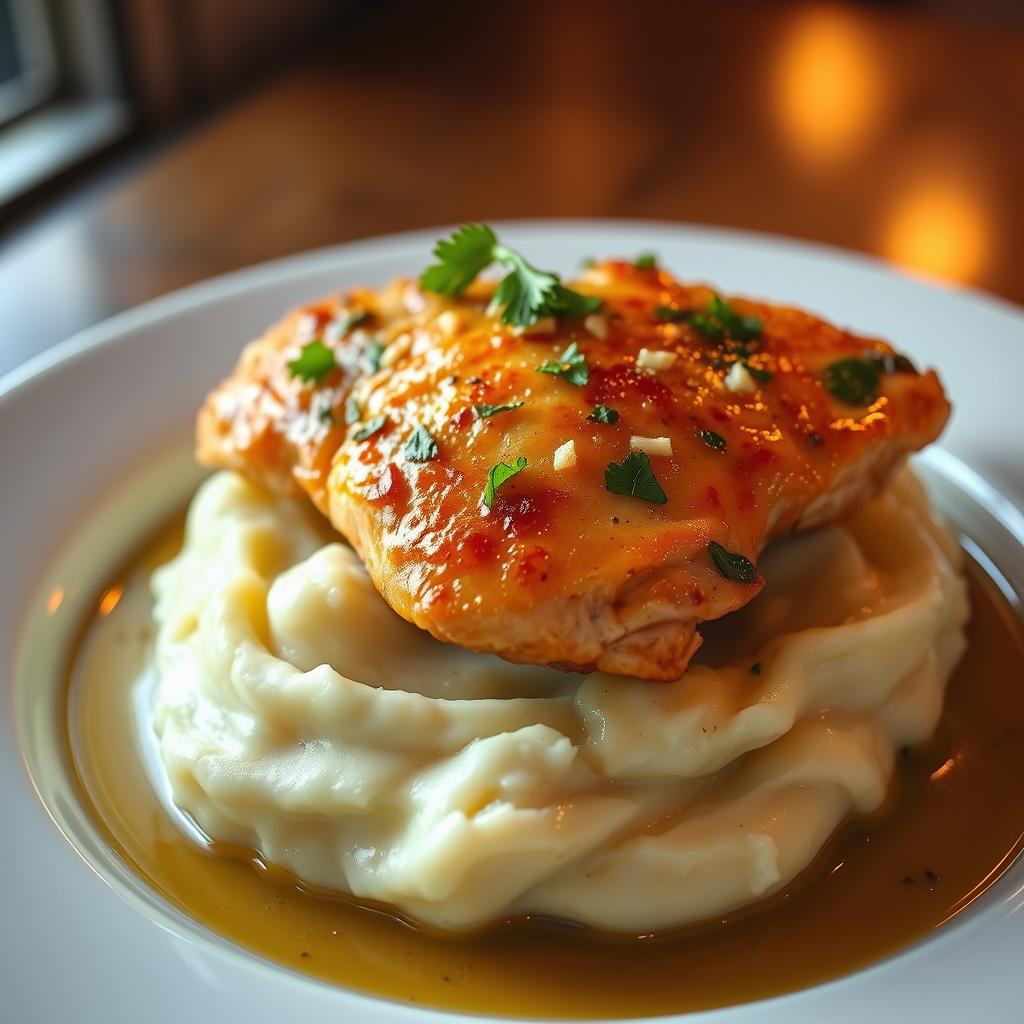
[197,260,950,680]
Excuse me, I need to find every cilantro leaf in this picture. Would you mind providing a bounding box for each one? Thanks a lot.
[708,295,762,342]
[344,396,361,424]
[474,400,524,419]
[823,357,880,405]
[604,450,668,504]
[699,429,726,452]
[654,305,688,323]
[365,339,385,373]
[404,425,438,462]
[419,225,601,327]
[536,341,589,387]
[288,340,335,383]
[484,456,527,507]
[588,404,620,424]
[420,223,498,295]
[708,540,758,583]
[547,283,603,319]
[353,414,388,441]
[634,252,658,269]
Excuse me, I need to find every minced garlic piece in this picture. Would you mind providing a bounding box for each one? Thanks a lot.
[553,439,577,471]
[437,310,462,338]
[637,348,678,371]
[724,361,757,394]
[630,435,673,457]
[380,332,411,368]
[584,314,608,340]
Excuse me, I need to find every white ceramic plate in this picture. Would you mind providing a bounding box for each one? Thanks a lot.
[3,221,1024,1023]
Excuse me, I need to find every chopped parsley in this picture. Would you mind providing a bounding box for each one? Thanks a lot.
[344,396,361,425]
[699,429,726,452]
[588,403,620,425]
[419,224,601,327]
[353,414,388,441]
[687,295,762,345]
[365,339,386,373]
[474,400,524,419]
[484,456,527,507]
[654,305,688,323]
[634,252,658,269]
[318,401,334,425]
[604,450,668,504]
[287,340,335,383]
[404,424,438,462]
[823,357,880,405]
[536,341,589,386]
[750,661,762,675]
[708,540,758,583]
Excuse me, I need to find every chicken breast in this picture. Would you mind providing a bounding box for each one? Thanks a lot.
[197,256,949,681]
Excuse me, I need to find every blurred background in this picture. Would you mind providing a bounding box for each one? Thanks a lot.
[0,0,1022,377]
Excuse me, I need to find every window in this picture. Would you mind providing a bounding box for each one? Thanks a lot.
[0,0,58,129]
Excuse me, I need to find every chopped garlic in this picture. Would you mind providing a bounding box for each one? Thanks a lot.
[584,314,608,340]
[436,310,462,338]
[724,361,757,394]
[380,332,411,368]
[636,348,678,371]
[513,316,556,336]
[630,435,673,457]
[553,439,577,471]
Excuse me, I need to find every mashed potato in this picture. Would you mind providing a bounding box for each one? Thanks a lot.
[152,470,967,933]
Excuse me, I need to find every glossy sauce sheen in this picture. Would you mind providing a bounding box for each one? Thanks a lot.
[66,518,1024,1019]
[196,264,949,679]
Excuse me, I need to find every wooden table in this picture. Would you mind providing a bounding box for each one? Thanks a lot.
[2,0,1022,377]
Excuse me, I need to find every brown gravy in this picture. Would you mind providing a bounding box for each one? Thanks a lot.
[65,519,1024,1019]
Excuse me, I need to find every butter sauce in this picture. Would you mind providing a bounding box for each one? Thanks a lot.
[66,518,1024,1019]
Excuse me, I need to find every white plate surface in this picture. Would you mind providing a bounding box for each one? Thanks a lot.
[2,221,1024,1023]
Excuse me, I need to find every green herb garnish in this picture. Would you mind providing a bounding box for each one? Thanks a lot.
[419,224,601,327]
[604,450,668,505]
[344,397,361,424]
[823,357,880,406]
[353,414,388,441]
[365,339,386,373]
[699,429,726,452]
[536,341,589,387]
[634,252,658,269]
[654,305,688,323]
[588,404,620,425]
[750,661,762,675]
[474,400,524,419]
[484,456,527,507]
[708,295,762,342]
[318,401,334,425]
[708,541,758,583]
[404,425,438,462]
[288,340,335,383]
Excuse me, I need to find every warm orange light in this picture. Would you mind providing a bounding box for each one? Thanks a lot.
[45,587,64,616]
[98,584,124,617]
[930,756,957,782]
[882,179,989,283]
[773,6,882,166]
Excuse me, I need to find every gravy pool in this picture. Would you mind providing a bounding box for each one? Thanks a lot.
[66,516,1024,1018]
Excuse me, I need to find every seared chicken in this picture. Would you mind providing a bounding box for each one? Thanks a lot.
[197,250,949,680]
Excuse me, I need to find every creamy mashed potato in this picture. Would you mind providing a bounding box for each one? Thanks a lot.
[152,470,967,933]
